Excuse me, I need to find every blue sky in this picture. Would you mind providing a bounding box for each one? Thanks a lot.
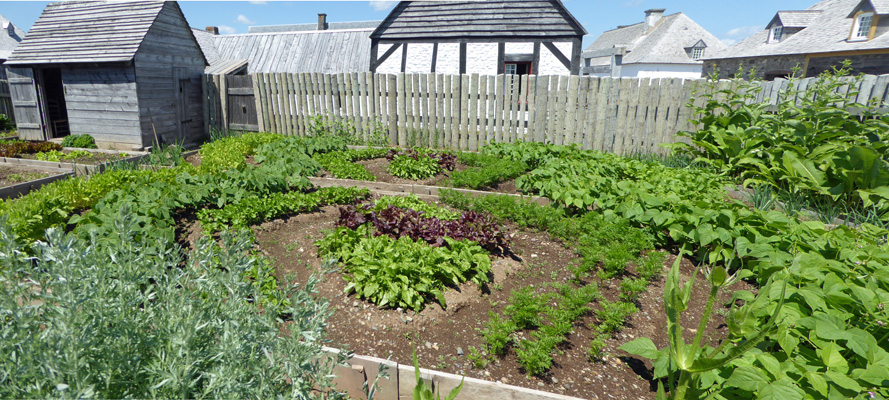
[1,0,817,47]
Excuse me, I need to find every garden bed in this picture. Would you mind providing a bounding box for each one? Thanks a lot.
[0,146,148,174]
[0,165,73,199]
[235,194,753,400]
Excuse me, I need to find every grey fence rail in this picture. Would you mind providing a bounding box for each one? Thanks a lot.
[203,72,889,155]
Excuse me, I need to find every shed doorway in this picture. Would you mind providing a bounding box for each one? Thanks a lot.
[37,68,69,138]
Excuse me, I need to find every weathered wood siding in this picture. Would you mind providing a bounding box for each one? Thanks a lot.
[134,1,206,146]
[7,67,44,140]
[61,66,141,146]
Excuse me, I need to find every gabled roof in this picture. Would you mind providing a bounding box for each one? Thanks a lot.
[371,0,586,41]
[7,1,197,65]
[0,14,25,60]
[249,21,382,33]
[195,28,373,74]
[867,0,889,13]
[707,0,889,60]
[584,13,728,66]
[771,10,824,28]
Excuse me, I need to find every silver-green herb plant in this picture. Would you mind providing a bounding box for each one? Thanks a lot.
[0,213,347,399]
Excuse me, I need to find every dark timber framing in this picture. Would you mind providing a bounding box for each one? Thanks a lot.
[369,1,587,75]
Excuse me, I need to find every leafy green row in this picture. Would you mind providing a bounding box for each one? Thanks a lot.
[388,154,441,180]
[488,142,889,399]
[447,153,529,190]
[198,187,371,233]
[198,132,282,173]
[314,151,377,181]
[316,225,492,311]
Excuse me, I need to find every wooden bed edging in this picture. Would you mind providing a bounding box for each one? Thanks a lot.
[0,171,75,199]
[0,150,149,175]
[308,177,551,206]
[322,347,584,400]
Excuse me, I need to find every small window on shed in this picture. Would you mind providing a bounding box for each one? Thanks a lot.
[769,25,784,43]
[850,12,875,41]
[692,48,705,59]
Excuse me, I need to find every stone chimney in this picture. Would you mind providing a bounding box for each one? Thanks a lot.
[644,9,666,27]
[205,26,219,35]
[318,13,327,31]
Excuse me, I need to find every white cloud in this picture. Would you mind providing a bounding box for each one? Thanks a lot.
[721,38,738,46]
[236,14,256,25]
[217,25,237,34]
[622,0,643,7]
[726,25,762,38]
[370,1,397,11]
[248,0,267,4]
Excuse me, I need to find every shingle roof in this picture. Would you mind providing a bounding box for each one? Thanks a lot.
[869,0,889,14]
[372,0,586,41]
[0,14,25,60]
[707,0,889,60]
[6,1,166,64]
[197,29,373,74]
[584,13,728,66]
[775,10,823,27]
[249,21,382,33]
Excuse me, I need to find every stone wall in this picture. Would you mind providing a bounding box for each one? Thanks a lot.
[703,52,889,80]
[702,55,806,80]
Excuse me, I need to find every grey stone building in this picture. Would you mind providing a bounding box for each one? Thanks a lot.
[704,0,889,80]
[582,9,728,79]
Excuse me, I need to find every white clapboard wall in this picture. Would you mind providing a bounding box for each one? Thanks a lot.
[204,72,889,155]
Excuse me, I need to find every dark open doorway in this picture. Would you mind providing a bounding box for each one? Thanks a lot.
[39,68,69,138]
[505,61,533,96]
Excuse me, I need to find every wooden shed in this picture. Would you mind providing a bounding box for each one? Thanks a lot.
[370,0,587,76]
[5,1,207,150]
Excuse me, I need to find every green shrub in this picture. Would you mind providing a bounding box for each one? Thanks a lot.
[388,154,441,180]
[0,113,14,131]
[0,217,344,398]
[61,134,97,149]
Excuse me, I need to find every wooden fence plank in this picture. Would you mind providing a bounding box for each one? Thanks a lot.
[443,75,453,148]
[460,74,470,149]
[450,75,461,149]
[564,75,579,145]
[582,77,598,150]
[485,75,495,145]
[592,77,609,151]
[396,73,406,146]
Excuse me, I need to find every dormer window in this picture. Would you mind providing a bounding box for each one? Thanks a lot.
[851,12,875,41]
[769,25,784,43]
[692,47,705,59]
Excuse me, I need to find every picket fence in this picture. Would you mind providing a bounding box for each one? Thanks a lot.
[203,72,889,155]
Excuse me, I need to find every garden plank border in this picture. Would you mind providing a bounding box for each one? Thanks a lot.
[321,347,585,400]
[0,170,74,199]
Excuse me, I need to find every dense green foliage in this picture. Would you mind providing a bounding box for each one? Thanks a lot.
[447,152,529,190]
[61,134,98,149]
[368,194,461,220]
[671,64,889,225]
[0,216,346,398]
[316,225,492,311]
[0,113,14,131]
[198,132,282,173]
[479,141,889,399]
[0,140,61,158]
[36,149,94,162]
[314,150,379,181]
[198,187,370,232]
[388,154,441,180]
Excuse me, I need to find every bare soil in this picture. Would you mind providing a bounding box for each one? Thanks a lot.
[0,165,55,188]
[249,195,754,400]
